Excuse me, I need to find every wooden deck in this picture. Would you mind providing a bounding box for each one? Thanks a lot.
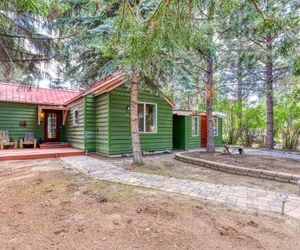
[0,147,85,161]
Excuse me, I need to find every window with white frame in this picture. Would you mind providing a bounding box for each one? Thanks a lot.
[73,109,79,126]
[192,116,199,136]
[213,117,218,136]
[138,103,157,133]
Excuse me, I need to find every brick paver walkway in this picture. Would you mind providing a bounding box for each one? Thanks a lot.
[61,156,300,220]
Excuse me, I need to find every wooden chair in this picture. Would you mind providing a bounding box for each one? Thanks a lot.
[0,131,17,150]
[20,132,37,149]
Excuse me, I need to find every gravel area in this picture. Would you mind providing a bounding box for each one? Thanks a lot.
[2,158,300,249]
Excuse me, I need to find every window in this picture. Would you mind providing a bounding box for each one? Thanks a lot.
[192,116,199,136]
[138,103,157,133]
[47,112,57,139]
[73,109,79,126]
[213,117,218,136]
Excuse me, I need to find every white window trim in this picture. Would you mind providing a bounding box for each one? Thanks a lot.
[73,108,79,126]
[192,116,199,137]
[213,117,219,136]
[138,102,157,134]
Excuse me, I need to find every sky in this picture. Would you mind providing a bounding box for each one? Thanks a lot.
[38,60,59,88]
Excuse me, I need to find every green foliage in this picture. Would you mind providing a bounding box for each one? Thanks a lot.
[0,0,53,82]
[49,78,64,89]
[293,57,300,76]
[274,79,300,149]
[214,99,242,144]
[214,97,265,146]
[1,0,48,15]
[13,0,296,150]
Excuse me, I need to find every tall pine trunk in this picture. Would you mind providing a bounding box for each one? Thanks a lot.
[130,69,143,164]
[195,76,202,109]
[206,56,214,152]
[265,34,274,149]
[206,1,215,152]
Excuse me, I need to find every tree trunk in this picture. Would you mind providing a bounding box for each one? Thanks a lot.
[187,94,190,110]
[265,34,274,149]
[195,76,202,109]
[205,1,215,152]
[206,56,214,152]
[130,69,143,164]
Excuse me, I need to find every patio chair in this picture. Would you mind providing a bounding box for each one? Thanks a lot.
[0,130,17,150]
[20,132,37,149]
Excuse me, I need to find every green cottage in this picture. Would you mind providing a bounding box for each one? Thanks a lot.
[0,72,174,155]
[173,110,225,150]
[0,85,79,144]
[64,73,175,155]
[173,110,200,150]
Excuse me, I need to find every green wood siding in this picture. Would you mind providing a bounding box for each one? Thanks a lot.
[0,102,40,141]
[173,115,224,149]
[65,98,85,150]
[173,115,200,150]
[84,94,96,152]
[213,118,223,147]
[94,85,173,155]
[173,115,187,149]
[0,102,68,144]
[60,125,66,142]
[35,122,45,141]
[95,93,110,154]
[187,116,200,149]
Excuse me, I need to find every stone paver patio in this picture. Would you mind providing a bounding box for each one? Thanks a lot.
[61,156,300,220]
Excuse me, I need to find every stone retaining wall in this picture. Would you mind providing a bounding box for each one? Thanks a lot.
[175,152,300,184]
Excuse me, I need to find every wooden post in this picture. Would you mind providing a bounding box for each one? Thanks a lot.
[38,107,42,125]
[62,110,68,126]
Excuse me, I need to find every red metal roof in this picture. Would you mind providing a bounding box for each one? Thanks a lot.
[64,71,175,108]
[0,83,80,106]
[84,71,126,96]
[64,71,126,105]
[0,71,175,108]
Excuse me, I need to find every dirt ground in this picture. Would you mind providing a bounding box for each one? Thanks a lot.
[95,153,300,195]
[184,151,300,174]
[1,159,300,249]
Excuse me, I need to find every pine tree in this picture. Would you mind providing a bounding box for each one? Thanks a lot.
[0,0,54,82]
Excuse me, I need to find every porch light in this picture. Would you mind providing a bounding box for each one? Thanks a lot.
[40,111,45,122]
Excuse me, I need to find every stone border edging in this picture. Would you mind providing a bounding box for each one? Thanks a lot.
[174,152,300,184]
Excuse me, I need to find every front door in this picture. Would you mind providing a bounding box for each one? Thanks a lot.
[201,115,207,147]
[44,110,61,142]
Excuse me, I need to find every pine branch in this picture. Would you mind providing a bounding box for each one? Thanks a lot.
[251,0,271,21]
[0,32,76,40]
[1,44,46,57]
[0,40,14,67]
[214,26,233,42]
[146,0,167,23]
[248,37,265,49]
[0,54,57,62]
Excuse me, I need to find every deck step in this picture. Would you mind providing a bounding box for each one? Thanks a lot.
[0,148,85,161]
[40,143,70,149]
